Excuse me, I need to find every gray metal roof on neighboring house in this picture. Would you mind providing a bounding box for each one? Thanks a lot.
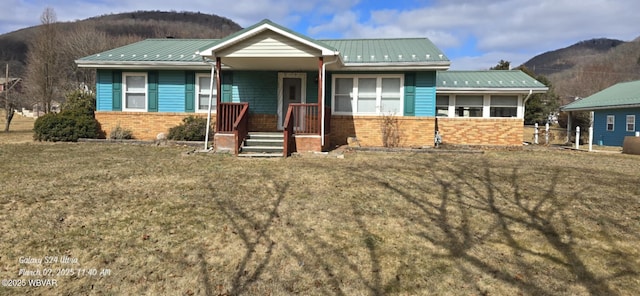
[562,80,640,111]
[321,38,449,64]
[437,70,548,91]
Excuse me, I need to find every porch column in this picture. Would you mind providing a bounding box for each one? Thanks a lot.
[318,57,324,134]
[215,57,222,132]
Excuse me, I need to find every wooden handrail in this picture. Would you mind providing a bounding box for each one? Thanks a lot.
[283,105,295,157]
[218,102,247,133]
[233,103,249,156]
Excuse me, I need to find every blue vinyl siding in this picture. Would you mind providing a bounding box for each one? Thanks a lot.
[594,108,640,146]
[232,71,278,114]
[414,71,436,116]
[158,71,186,112]
[306,71,319,103]
[96,70,113,111]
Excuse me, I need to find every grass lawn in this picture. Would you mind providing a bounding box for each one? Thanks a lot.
[1,120,639,295]
[0,110,35,144]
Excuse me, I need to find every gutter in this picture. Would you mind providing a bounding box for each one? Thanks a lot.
[202,57,217,151]
[321,56,340,146]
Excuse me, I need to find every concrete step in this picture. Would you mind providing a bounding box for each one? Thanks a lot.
[244,138,284,147]
[237,152,284,158]
[241,145,284,154]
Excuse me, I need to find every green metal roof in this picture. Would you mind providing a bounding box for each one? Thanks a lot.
[76,39,219,63]
[76,19,449,68]
[321,38,448,64]
[437,70,548,90]
[562,80,640,111]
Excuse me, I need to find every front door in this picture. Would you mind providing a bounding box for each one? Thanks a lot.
[278,73,306,130]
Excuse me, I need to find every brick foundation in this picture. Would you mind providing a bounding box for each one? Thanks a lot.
[436,117,523,146]
[214,133,235,153]
[294,135,330,152]
[95,112,211,140]
[248,113,278,131]
[330,115,436,147]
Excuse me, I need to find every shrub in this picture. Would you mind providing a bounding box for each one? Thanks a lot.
[380,112,400,147]
[109,124,133,140]
[167,116,212,141]
[33,91,102,142]
[33,113,100,142]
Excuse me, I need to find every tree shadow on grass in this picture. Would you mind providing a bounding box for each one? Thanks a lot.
[209,180,286,295]
[346,154,635,295]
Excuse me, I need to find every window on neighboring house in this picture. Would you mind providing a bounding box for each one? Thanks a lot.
[490,96,518,117]
[436,95,449,117]
[455,95,483,117]
[196,74,216,112]
[627,115,635,132]
[333,75,403,115]
[123,73,147,111]
[606,115,615,131]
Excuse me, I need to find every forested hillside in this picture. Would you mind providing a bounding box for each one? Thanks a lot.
[0,10,242,77]
[522,37,640,103]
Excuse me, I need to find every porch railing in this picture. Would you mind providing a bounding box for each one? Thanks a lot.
[288,103,321,134]
[218,102,248,133]
[219,102,249,155]
[283,103,331,157]
[283,105,295,157]
[233,103,249,156]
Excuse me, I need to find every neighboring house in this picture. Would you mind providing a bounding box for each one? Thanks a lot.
[562,80,640,146]
[76,19,547,155]
[0,77,20,93]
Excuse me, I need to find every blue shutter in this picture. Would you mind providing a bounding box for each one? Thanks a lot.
[221,71,233,103]
[148,71,158,112]
[404,73,416,116]
[112,71,122,111]
[185,71,195,112]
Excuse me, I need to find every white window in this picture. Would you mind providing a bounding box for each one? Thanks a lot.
[123,72,147,111]
[455,95,483,117]
[627,115,635,132]
[490,96,518,117]
[332,75,403,115]
[196,74,216,112]
[606,115,615,131]
[436,95,449,117]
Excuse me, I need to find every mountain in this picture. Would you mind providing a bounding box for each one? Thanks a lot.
[521,38,640,103]
[0,10,242,77]
[522,38,625,76]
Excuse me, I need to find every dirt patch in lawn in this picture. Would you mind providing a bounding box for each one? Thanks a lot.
[1,143,639,295]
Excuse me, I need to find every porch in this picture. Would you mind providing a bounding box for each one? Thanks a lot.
[213,102,331,157]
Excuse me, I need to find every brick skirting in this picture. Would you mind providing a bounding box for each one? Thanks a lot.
[330,115,436,147]
[95,112,210,140]
[436,117,523,146]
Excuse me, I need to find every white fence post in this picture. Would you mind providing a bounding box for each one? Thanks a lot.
[588,126,593,151]
[575,126,580,150]
[545,123,550,145]
[534,123,539,144]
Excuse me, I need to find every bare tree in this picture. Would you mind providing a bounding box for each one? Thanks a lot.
[24,7,64,113]
[58,24,111,92]
[2,64,22,132]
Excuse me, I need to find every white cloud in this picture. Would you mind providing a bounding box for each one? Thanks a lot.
[2,0,639,70]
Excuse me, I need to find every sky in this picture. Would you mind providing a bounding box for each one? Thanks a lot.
[1,0,638,70]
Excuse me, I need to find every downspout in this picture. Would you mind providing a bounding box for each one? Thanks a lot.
[321,55,340,146]
[203,57,216,151]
